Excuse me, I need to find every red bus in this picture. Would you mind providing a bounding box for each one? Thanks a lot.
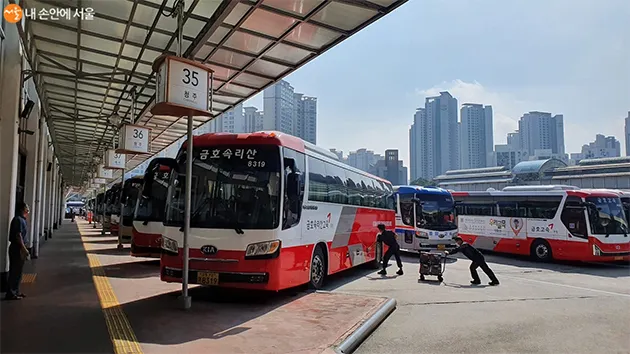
[119,176,143,248]
[452,185,630,262]
[105,183,121,235]
[131,158,177,258]
[147,131,395,290]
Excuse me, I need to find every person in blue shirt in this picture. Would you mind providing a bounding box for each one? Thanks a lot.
[6,202,30,300]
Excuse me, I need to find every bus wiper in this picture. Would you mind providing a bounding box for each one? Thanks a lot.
[180,196,211,232]
[226,207,244,235]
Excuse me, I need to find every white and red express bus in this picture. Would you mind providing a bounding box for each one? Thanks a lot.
[153,131,396,290]
[452,186,630,262]
[131,158,177,258]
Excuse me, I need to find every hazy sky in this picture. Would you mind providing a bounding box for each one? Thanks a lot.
[245,0,630,167]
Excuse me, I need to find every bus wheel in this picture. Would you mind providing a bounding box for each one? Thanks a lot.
[531,239,552,262]
[309,246,326,289]
[369,242,383,269]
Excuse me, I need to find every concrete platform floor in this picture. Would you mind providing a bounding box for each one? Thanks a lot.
[1,220,393,354]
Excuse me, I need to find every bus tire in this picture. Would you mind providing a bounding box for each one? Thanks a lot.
[309,245,327,289]
[369,241,383,269]
[531,239,553,262]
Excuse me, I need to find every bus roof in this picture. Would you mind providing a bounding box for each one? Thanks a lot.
[393,185,451,195]
[182,131,305,153]
[452,188,621,198]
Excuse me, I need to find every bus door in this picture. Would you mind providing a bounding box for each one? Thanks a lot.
[397,195,419,250]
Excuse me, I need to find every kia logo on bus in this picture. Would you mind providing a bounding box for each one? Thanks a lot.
[200,245,218,255]
[616,245,621,250]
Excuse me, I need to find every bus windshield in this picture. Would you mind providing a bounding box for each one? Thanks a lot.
[400,193,456,231]
[165,145,281,230]
[135,170,171,223]
[122,181,142,225]
[419,194,456,231]
[587,197,629,235]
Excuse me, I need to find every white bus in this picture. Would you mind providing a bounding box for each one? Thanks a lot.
[452,185,629,262]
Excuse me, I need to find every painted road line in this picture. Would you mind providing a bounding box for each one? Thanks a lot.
[79,227,143,354]
[501,274,630,298]
[21,273,37,284]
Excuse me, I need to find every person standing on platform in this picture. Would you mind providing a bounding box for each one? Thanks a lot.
[6,202,30,300]
[376,224,404,276]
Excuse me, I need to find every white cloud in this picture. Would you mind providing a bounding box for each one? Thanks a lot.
[414,80,535,145]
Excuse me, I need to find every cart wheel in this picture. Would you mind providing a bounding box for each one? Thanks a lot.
[437,275,443,282]
[420,275,425,281]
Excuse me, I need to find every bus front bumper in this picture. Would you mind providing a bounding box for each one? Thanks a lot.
[161,267,269,285]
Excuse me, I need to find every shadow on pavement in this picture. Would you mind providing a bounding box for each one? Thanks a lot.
[84,239,121,245]
[119,287,306,346]
[87,247,133,256]
[100,260,161,279]
[480,251,630,278]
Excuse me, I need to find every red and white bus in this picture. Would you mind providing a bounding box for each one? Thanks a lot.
[452,185,630,262]
[119,176,143,248]
[131,158,177,258]
[105,183,121,235]
[152,131,395,290]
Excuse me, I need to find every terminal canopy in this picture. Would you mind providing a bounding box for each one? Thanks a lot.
[18,0,407,187]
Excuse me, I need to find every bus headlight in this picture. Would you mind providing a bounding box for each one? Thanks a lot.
[245,240,281,259]
[593,244,602,256]
[161,236,179,254]
[416,231,429,239]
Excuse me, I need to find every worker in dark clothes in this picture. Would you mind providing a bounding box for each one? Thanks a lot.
[6,202,30,300]
[446,236,499,286]
[376,224,403,276]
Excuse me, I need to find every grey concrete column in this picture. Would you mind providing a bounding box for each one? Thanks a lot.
[0,20,22,287]
[47,157,57,237]
[33,118,46,256]
[23,84,40,249]
[37,127,49,244]
[57,180,63,226]
[44,143,52,240]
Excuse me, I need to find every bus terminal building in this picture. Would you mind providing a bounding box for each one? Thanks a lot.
[434,157,630,191]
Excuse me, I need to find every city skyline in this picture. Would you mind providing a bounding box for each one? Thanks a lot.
[243,0,627,170]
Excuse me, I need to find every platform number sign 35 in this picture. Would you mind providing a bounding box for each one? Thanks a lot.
[182,68,199,87]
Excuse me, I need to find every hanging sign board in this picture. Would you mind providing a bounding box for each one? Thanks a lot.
[97,165,113,179]
[151,55,214,117]
[93,178,107,184]
[104,149,126,170]
[116,124,152,154]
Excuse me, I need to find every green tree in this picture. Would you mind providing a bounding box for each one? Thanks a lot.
[410,178,438,187]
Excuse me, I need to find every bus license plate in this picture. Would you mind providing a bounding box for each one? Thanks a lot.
[614,256,623,261]
[197,272,219,285]
[437,244,445,250]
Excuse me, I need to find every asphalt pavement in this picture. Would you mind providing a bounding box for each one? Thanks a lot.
[323,252,630,354]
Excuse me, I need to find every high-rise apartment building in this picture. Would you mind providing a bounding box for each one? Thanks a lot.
[625,111,630,156]
[495,131,528,169]
[460,103,493,169]
[571,134,621,163]
[263,80,317,144]
[369,149,408,185]
[517,111,565,156]
[347,148,383,172]
[409,91,459,181]
[201,103,245,133]
[244,106,264,132]
[294,94,317,144]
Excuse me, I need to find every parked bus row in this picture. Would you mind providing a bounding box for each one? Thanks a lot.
[85,132,630,293]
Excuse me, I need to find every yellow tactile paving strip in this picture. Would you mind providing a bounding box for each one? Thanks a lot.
[21,273,37,284]
[80,227,143,354]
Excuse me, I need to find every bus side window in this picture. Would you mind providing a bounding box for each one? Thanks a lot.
[283,148,306,230]
[560,196,587,238]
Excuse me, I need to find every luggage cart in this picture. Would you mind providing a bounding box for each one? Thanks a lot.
[418,251,447,282]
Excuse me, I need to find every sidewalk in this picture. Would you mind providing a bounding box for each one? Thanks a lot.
[1,220,113,353]
[2,220,395,354]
